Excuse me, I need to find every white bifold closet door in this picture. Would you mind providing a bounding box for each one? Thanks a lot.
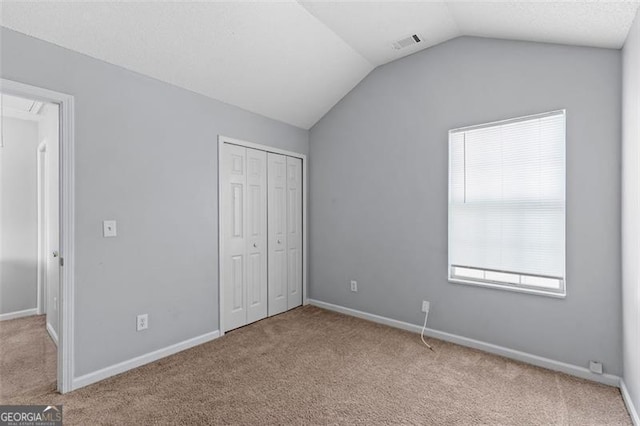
[221,144,268,331]
[267,153,288,316]
[285,156,303,309]
[267,154,303,316]
[222,143,302,332]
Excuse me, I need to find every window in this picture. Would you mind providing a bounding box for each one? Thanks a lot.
[448,110,566,297]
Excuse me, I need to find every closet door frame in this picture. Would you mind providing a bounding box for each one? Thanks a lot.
[218,135,308,336]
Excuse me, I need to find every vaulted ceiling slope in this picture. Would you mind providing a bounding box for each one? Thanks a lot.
[1,1,638,129]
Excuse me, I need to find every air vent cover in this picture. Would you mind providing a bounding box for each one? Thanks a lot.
[392,34,421,50]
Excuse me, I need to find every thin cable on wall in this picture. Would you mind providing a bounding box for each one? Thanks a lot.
[421,308,434,351]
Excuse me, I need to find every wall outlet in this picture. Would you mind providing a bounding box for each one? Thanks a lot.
[103,220,117,237]
[589,360,603,374]
[422,300,430,313]
[350,280,358,292]
[136,314,149,331]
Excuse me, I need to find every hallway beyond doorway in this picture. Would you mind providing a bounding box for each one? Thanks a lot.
[0,315,56,400]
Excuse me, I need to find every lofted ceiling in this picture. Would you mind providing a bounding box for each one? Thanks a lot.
[1,1,639,129]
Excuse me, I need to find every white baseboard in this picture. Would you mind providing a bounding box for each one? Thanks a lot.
[0,308,38,321]
[621,380,640,425]
[72,330,220,391]
[46,322,58,346]
[308,299,620,387]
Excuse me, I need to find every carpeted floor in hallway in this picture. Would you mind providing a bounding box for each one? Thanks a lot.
[0,306,632,425]
[0,315,57,401]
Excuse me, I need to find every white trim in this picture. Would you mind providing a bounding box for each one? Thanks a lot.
[217,135,308,335]
[449,278,567,299]
[302,150,308,306]
[308,299,620,387]
[1,78,75,394]
[621,380,640,426]
[0,122,2,301]
[47,322,59,346]
[59,84,75,395]
[36,141,48,315]
[0,308,38,321]
[220,135,306,160]
[449,109,566,134]
[72,330,220,391]
[217,139,225,336]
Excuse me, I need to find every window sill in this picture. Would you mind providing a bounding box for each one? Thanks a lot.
[448,278,566,299]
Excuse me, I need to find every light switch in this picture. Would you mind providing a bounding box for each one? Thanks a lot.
[103,220,117,237]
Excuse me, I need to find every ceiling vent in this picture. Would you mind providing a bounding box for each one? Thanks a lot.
[392,34,421,50]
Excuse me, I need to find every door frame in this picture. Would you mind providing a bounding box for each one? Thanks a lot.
[37,140,48,316]
[217,135,308,336]
[1,78,76,394]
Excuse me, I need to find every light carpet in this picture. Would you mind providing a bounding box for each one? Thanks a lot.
[0,315,56,401]
[0,306,631,425]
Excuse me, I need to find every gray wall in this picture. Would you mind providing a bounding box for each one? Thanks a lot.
[0,27,308,376]
[623,8,640,414]
[0,117,39,314]
[310,37,622,374]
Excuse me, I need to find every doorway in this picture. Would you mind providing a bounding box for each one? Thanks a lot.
[0,79,75,394]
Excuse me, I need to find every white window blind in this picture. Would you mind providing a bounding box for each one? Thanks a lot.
[448,110,566,296]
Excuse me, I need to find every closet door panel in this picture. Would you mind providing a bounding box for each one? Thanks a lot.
[222,144,248,331]
[268,153,288,316]
[286,156,303,308]
[246,148,268,324]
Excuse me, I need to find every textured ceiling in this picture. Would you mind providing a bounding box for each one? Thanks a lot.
[299,1,461,65]
[0,1,374,129]
[1,1,638,129]
[446,1,640,49]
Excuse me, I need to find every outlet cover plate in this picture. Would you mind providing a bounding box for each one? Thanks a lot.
[136,314,148,331]
[589,361,603,374]
[422,300,430,312]
[103,220,117,237]
[350,280,358,292]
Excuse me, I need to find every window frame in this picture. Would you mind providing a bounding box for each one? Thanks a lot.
[447,110,567,298]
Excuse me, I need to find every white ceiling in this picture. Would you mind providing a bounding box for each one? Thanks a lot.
[299,1,461,65]
[1,1,638,129]
[445,1,640,49]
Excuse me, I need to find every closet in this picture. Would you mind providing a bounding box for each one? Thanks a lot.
[220,141,303,332]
